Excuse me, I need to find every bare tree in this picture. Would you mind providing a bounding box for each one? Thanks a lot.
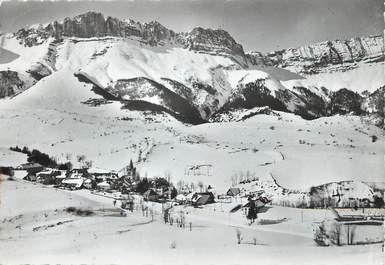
[84,160,93,169]
[65,153,72,161]
[177,180,184,192]
[77,154,86,163]
[330,222,342,246]
[346,225,357,245]
[190,182,196,192]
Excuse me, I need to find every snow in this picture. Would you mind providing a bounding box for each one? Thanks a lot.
[0,179,383,265]
[0,20,383,265]
[227,69,269,88]
[0,34,52,72]
[56,38,235,90]
[0,47,19,64]
[0,71,383,192]
[0,148,27,167]
[283,62,385,93]
[138,113,384,192]
[62,178,84,188]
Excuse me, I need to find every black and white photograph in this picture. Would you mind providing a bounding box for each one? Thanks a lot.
[0,0,384,264]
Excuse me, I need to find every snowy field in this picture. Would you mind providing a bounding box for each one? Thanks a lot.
[0,68,383,192]
[0,178,383,265]
[1,104,383,193]
[0,33,383,194]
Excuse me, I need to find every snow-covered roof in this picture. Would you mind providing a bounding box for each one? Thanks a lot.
[62,178,84,187]
[97,181,110,187]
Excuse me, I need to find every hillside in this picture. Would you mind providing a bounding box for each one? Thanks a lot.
[0,11,384,193]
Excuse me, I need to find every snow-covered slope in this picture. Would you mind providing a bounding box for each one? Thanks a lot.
[247,35,384,106]
[1,12,383,123]
[0,11,383,194]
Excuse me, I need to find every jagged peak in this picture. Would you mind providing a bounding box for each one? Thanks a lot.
[249,34,383,56]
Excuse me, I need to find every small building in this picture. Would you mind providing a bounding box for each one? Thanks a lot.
[143,189,159,202]
[36,169,62,185]
[175,194,187,204]
[227,188,241,197]
[67,168,92,179]
[83,178,95,189]
[61,178,84,190]
[192,192,215,206]
[18,163,44,181]
[16,162,44,173]
[96,181,110,191]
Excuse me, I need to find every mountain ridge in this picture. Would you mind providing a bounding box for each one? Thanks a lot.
[0,11,383,126]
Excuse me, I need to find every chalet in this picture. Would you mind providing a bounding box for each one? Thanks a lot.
[16,162,44,173]
[175,194,187,204]
[17,163,44,181]
[227,188,241,197]
[243,196,271,210]
[143,189,159,202]
[90,169,118,182]
[191,192,215,206]
[110,176,137,193]
[83,179,95,189]
[67,168,92,179]
[36,169,62,185]
[96,181,110,191]
[61,178,84,190]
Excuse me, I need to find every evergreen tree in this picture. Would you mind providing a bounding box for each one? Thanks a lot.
[171,187,178,199]
[247,198,258,224]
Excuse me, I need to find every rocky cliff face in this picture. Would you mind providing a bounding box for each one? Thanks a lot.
[247,35,384,74]
[184,27,245,59]
[0,71,25,97]
[15,12,176,47]
[14,12,244,60]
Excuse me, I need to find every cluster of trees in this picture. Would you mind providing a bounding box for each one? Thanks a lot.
[10,146,72,170]
[174,179,207,193]
[314,221,358,246]
[135,176,177,199]
[230,170,259,186]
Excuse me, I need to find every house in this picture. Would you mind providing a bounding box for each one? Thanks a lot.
[227,188,241,197]
[83,178,95,189]
[54,172,67,185]
[90,168,118,182]
[16,162,44,173]
[143,189,159,202]
[61,178,84,190]
[36,169,62,185]
[67,168,92,179]
[175,194,187,204]
[96,181,110,191]
[109,176,137,193]
[243,196,270,210]
[17,163,44,181]
[191,192,215,206]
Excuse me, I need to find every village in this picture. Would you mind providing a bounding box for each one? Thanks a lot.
[1,149,384,250]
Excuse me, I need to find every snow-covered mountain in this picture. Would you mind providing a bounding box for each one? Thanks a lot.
[246,36,384,123]
[0,11,383,125]
[0,11,384,193]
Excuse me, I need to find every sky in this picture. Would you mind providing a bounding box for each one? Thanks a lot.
[0,0,383,52]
